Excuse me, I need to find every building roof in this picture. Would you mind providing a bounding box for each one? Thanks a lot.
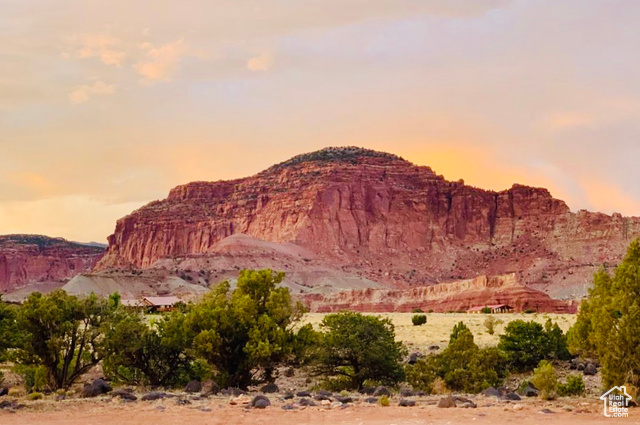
[142,296,182,306]
[467,304,512,311]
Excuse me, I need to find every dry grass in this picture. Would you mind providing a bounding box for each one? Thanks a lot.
[300,312,576,352]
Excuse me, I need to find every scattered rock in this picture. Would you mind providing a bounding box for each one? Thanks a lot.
[175,398,191,405]
[230,394,251,405]
[296,390,311,397]
[364,397,378,404]
[502,392,521,401]
[112,390,137,401]
[539,408,555,414]
[200,380,220,396]
[260,383,279,394]
[459,401,477,408]
[335,396,353,404]
[482,387,502,397]
[400,388,414,397]
[183,380,201,393]
[359,386,375,395]
[584,363,597,375]
[314,390,332,401]
[437,396,456,408]
[513,404,524,411]
[519,382,538,397]
[0,388,8,397]
[408,352,422,364]
[283,392,294,400]
[155,406,165,411]
[252,395,271,409]
[282,404,297,410]
[298,398,316,407]
[221,388,246,396]
[141,392,167,401]
[82,379,112,397]
[373,386,391,397]
[284,367,295,377]
[429,345,440,351]
[399,399,416,407]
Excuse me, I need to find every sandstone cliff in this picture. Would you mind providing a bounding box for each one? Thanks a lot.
[97,147,640,298]
[0,235,104,293]
[303,274,577,313]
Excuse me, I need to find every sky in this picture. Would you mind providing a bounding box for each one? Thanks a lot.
[2,0,640,242]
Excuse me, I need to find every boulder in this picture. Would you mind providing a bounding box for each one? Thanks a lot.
[183,380,201,393]
[359,386,375,395]
[112,389,137,401]
[335,396,353,404]
[502,392,521,401]
[399,399,416,407]
[364,397,378,404]
[82,379,112,397]
[252,395,271,408]
[482,387,502,397]
[400,388,414,397]
[283,392,294,400]
[373,386,391,397]
[260,383,279,394]
[298,398,316,406]
[141,392,167,401]
[200,380,220,396]
[296,390,311,397]
[437,396,456,408]
[584,363,598,375]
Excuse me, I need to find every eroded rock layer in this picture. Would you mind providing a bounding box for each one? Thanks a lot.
[97,147,640,298]
[0,235,104,292]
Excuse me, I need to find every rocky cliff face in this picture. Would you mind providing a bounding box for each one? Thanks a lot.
[0,235,104,293]
[303,274,577,313]
[97,147,640,298]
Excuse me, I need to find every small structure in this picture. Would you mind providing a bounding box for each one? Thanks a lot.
[467,304,513,314]
[142,296,182,312]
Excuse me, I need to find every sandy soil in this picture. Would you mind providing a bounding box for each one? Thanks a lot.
[3,397,613,425]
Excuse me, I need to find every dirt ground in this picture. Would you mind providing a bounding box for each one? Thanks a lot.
[3,396,615,425]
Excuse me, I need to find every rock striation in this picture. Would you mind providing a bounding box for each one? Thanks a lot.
[96,146,640,299]
[303,274,577,313]
[0,235,104,293]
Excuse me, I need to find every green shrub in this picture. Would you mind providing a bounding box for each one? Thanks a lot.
[378,395,390,406]
[483,316,503,336]
[481,307,492,314]
[406,325,507,394]
[14,364,49,393]
[530,360,557,400]
[412,308,424,313]
[567,240,640,389]
[28,392,43,400]
[558,374,585,397]
[449,322,470,343]
[498,319,571,372]
[312,312,406,390]
[412,314,427,326]
[524,309,536,314]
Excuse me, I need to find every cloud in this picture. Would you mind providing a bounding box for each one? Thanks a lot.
[76,34,125,66]
[68,81,116,104]
[247,52,274,72]
[134,38,187,83]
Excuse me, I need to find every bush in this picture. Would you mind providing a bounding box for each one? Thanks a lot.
[13,291,114,390]
[481,307,492,314]
[498,319,570,372]
[483,316,503,336]
[449,322,470,343]
[567,240,640,389]
[28,392,43,400]
[412,314,427,326]
[558,374,585,397]
[530,360,557,400]
[412,308,424,313]
[14,364,49,393]
[406,325,507,394]
[102,310,193,387]
[378,395,390,406]
[184,269,309,389]
[312,312,406,390]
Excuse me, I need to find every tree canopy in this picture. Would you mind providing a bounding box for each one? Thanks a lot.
[568,239,640,389]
